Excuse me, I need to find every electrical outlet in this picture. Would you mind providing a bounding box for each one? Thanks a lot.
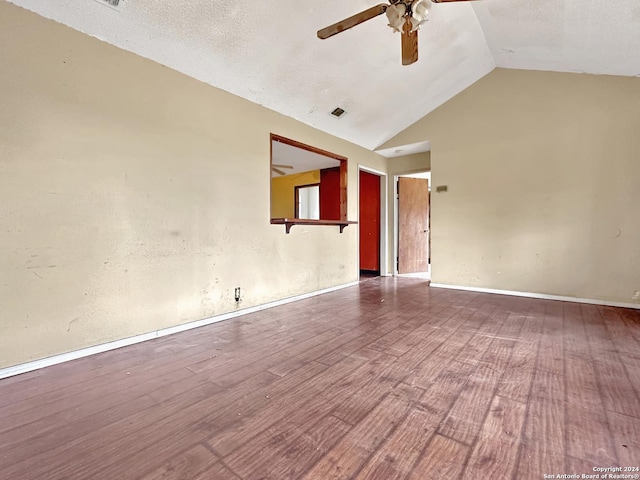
[234,287,241,302]
[633,290,640,300]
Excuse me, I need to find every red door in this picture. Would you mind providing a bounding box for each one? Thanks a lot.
[359,170,380,272]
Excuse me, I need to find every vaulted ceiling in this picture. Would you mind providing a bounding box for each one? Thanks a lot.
[8,0,640,154]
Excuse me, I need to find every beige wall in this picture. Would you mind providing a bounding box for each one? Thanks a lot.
[382,68,640,305]
[0,2,387,368]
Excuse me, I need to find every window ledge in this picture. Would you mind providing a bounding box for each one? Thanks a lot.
[271,218,357,234]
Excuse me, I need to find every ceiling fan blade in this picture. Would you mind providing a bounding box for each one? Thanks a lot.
[317,4,388,39]
[401,20,418,65]
[272,164,294,169]
[272,167,287,176]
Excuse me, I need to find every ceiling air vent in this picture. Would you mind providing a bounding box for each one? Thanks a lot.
[95,0,120,8]
[330,107,346,118]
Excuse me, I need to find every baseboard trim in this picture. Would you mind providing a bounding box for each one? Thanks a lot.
[0,280,360,380]
[430,283,640,310]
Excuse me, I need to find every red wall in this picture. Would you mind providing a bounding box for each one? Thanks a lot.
[319,167,341,220]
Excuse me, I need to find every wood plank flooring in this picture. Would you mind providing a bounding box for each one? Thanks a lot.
[1,277,639,480]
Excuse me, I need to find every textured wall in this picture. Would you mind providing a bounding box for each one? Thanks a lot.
[382,69,640,304]
[0,3,386,368]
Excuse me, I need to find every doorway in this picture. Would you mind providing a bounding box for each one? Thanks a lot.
[395,172,430,278]
[358,167,387,277]
[359,170,381,275]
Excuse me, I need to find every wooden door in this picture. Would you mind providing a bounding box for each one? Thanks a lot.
[398,177,430,274]
[359,170,380,272]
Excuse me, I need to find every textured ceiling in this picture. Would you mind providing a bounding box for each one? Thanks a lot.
[272,140,340,177]
[475,0,640,77]
[8,0,640,152]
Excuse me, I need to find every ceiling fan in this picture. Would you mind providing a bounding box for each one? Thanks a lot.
[272,164,294,176]
[317,0,474,66]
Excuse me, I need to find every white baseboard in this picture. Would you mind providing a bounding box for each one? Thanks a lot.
[0,280,359,380]
[430,283,640,310]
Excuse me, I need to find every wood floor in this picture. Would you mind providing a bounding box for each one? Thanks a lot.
[1,278,639,480]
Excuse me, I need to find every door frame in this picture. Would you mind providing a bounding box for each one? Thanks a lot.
[394,170,431,276]
[358,165,388,276]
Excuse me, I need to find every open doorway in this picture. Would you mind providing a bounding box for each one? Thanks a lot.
[358,167,387,278]
[395,171,430,278]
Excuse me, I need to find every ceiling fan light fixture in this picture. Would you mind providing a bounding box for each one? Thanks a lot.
[412,0,431,21]
[385,3,406,32]
[409,17,424,32]
[410,0,431,31]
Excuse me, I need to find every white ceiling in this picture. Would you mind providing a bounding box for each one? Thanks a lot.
[375,140,431,158]
[9,0,640,152]
[272,139,340,177]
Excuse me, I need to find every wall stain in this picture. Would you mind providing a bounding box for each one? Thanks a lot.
[67,317,80,332]
[36,190,72,196]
